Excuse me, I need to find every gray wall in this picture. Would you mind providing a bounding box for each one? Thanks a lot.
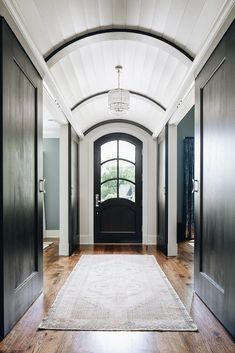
[177,107,194,223]
[43,138,60,230]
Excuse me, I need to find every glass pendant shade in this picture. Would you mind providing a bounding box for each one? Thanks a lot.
[108,65,130,116]
[108,88,130,116]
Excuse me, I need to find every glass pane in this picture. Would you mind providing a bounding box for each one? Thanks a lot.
[101,140,117,162]
[101,160,117,182]
[119,180,135,202]
[119,140,135,162]
[119,160,135,182]
[101,180,117,201]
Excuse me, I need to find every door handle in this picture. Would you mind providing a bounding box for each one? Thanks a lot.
[95,193,100,207]
[39,179,46,193]
[192,179,199,193]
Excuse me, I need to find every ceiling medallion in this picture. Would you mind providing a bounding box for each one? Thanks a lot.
[108,65,130,116]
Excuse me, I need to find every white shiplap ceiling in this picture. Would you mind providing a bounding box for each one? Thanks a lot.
[50,39,189,106]
[15,0,227,134]
[74,94,164,133]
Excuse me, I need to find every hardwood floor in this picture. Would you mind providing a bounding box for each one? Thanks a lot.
[0,242,234,353]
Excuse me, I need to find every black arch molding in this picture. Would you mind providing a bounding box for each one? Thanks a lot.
[45,28,194,66]
[71,90,166,112]
[84,120,152,136]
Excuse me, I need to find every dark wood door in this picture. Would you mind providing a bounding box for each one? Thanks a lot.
[69,125,80,254]
[94,133,142,243]
[0,18,43,338]
[157,125,168,255]
[195,21,235,338]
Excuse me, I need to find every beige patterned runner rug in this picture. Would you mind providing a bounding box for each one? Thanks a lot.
[39,255,197,331]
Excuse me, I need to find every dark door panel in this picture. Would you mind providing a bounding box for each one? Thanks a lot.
[94,133,142,243]
[98,198,136,242]
[0,18,43,338]
[194,20,235,338]
[157,125,168,255]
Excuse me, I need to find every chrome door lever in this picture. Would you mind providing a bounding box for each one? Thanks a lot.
[192,179,199,193]
[95,193,100,207]
[39,179,46,193]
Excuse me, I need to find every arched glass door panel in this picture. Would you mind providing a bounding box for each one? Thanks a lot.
[119,160,135,182]
[101,140,117,162]
[101,180,117,201]
[99,139,136,202]
[101,160,117,182]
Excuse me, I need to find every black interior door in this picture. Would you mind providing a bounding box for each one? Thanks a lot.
[157,125,168,255]
[94,133,142,243]
[0,18,43,338]
[69,124,80,254]
[194,21,235,338]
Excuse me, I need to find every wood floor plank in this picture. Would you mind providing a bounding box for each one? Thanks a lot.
[0,242,234,353]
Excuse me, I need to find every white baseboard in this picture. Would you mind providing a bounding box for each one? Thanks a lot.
[80,235,90,244]
[44,230,60,238]
[146,234,157,245]
[79,234,156,245]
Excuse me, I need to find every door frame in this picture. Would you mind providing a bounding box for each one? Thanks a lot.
[79,124,157,245]
[93,132,142,243]
[157,124,178,256]
[157,125,168,255]
[68,124,80,255]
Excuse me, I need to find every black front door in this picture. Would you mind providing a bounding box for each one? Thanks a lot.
[194,21,235,338]
[94,133,142,243]
[157,125,168,255]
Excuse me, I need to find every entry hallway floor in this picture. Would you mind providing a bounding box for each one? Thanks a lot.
[0,242,234,353]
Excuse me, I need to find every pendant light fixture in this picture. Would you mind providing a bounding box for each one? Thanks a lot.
[108,65,130,116]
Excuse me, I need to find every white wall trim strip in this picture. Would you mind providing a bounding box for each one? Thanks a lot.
[59,125,69,255]
[45,230,60,238]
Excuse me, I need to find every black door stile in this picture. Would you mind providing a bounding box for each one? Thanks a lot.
[157,124,168,255]
[68,124,80,255]
[0,18,43,339]
[94,133,142,243]
[194,21,235,338]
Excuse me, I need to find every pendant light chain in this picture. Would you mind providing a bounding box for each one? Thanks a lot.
[117,67,120,89]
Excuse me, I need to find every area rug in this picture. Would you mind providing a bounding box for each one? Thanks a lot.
[43,241,53,250]
[39,255,197,331]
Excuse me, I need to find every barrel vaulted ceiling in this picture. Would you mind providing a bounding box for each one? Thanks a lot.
[15,0,226,135]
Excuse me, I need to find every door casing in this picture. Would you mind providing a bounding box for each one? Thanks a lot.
[157,124,168,255]
[68,124,80,255]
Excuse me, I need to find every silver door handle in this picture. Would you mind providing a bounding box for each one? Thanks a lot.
[95,193,100,207]
[39,179,46,193]
[192,179,199,193]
